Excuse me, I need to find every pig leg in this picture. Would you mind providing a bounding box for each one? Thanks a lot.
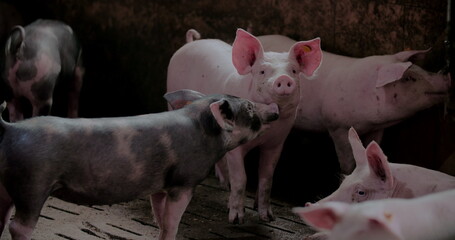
[150,192,167,228]
[7,99,24,122]
[226,149,247,224]
[31,99,52,117]
[7,178,52,240]
[8,197,48,240]
[254,144,283,222]
[215,156,230,190]
[9,219,35,240]
[159,189,193,240]
[329,128,355,174]
[67,65,84,118]
[0,184,13,236]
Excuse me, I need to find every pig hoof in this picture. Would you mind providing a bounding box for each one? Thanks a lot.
[229,215,244,225]
[258,206,275,222]
[228,209,245,224]
[259,212,275,222]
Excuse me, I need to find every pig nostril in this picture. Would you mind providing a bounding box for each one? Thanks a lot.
[287,82,291,87]
[277,83,282,88]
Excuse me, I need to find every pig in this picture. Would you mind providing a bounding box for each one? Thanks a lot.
[0,89,279,240]
[258,34,451,173]
[313,127,455,204]
[167,28,322,223]
[293,189,455,240]
[3,19,84,122]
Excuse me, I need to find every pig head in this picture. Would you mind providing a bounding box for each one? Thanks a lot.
[294,189,455,240]
[0,89,279,240]
[3,19,84,122]
[313,127,455,205]
[167,29,322,223]
[258,34,451,173]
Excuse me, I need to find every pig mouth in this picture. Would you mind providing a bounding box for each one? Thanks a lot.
[265,112,279,123]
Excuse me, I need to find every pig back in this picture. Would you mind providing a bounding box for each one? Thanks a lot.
[295,54,393,131]
[0,112,221,205]
[167,39,250,98]
[28,19,80,76]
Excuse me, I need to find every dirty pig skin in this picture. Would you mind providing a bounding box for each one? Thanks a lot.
[3,19,84,122]
[0,89,279,240]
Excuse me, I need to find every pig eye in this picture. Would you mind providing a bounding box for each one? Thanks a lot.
[356,189,368,200]
[246,103,254,117]
[260,70,265,74]
[353,185,368,202]
[292,69,297,74]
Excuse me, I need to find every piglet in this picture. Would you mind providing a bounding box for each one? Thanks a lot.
[313,127,455,204]
[167,28,322,223]
[3,19,84,122]
[294,189,455,240]
[259,34,451,173]
[0,89,279,240]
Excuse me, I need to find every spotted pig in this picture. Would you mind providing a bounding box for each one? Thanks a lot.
[0,89,279,240]
[3,19,84,121]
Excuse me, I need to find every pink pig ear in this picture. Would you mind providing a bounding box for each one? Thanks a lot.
[289,37,322,77]
[376,62,412,87]
[292,202,349,231]
[164,89,206,110]
[366,142,394,188]
[394,49,430,63]
[232,28,264,75]
[210,99,234,131]
[348,127,367,168]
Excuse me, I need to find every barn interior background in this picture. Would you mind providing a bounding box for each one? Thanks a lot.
[0,0,453,205]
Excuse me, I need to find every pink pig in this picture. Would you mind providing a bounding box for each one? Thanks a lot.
[301,127,455,240]
[167,29,322,223]
[258,35,451,173]
[314,127,455,204]
[294,189,455,240]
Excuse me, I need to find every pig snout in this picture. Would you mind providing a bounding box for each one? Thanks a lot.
[273,75,296,95]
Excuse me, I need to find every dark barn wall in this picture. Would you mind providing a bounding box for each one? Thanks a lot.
[1,0,453,205]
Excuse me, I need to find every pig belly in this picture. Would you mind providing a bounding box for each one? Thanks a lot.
[51,186,148,206]
[51,177,159,205]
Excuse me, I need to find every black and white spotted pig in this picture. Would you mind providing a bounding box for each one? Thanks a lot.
[3,19,84,122]
[0,89,279,240]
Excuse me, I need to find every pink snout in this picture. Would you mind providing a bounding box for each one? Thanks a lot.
[273,75,296,95]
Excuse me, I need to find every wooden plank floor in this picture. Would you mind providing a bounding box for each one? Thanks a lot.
[0,175,315,240]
